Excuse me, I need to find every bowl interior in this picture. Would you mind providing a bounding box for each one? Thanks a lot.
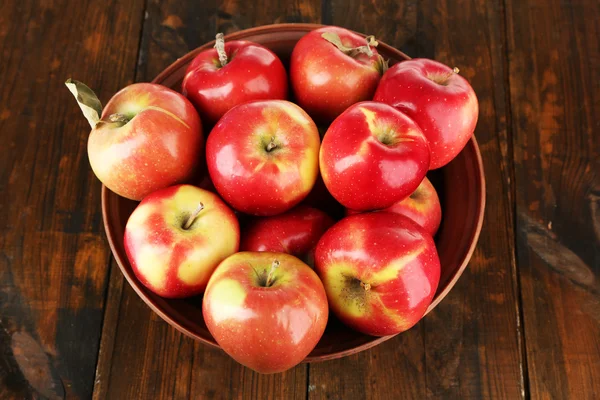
[102,24,485,362]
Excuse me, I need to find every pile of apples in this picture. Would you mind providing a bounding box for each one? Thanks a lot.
[68,26,478,374]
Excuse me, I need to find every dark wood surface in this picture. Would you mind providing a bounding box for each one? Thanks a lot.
[0,0,597,399]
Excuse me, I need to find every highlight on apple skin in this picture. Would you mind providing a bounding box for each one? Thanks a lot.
[202,252,329,374]
[124,184,239,298]
[314,212,441,337]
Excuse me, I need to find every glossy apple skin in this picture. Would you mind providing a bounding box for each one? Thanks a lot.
[240,206,335,267]
[89,83,203,201]
[374,58,479,169]
[315,212,440,336]
[320,101,430,211]
[182,40,287,125]
[206,100,320,216]
[203,252,328,373]
[124,184,239,298]
[347,176,442,236]
[290,26,384,123]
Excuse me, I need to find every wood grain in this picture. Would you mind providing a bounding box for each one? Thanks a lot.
[3,0,598,398]
[307,0,525,398]
[505,0,600,398]
[0,0,145,398]
[92,1,319,398]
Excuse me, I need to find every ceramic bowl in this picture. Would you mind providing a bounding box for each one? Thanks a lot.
[102,23,485,362]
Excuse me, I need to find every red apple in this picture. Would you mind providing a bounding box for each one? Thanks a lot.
[347,176,442,236]
[240,206,335,267]
[320,101,430,211]
[206,100,320,216]
[290,26,386,123]
[182,33,288,125]
[314,212,440,336]
[66,80,203,201]
[374,58,479,169]
[124,184,239,298]
[203,252,328,373]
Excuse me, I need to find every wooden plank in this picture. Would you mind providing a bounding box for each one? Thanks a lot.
[0,0,145,398]
[308,0,525,398]
[505,0,600,398]
[93,1,319,398]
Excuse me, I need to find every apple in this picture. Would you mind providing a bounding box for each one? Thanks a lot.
[124,184,239,298]
[314,212,440,336]
[319,101,430,211]
[203,252,328,373]
[182,33,288,125]
[240,206,335,267]
[347,176,442,236]
[206,100,320,216]
[290,26,386,123]
[374,58,479,169]
[66,80,203,201]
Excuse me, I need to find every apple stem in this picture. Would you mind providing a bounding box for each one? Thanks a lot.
[321,32,379,59]
[360,282,371,291]
[183,202,204,230]
[441,67,460,82]
[265,259,280,287]
[107,113,130,125]
[214,33,228,68]
[265,137,277,152]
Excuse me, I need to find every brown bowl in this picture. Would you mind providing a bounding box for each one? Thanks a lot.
[102,23,485,362]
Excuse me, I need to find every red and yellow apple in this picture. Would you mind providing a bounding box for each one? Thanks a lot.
[314,212,440,336]
[290,26,385,123]
[124,184,239,298]
[347,176,442,236]
[206,100,320,216]
[320,101,430,211]
[374,58,479,169]
[66,80,203,201]
[182,33,288,125]
[240,206,335,267]
[203,252,328,373]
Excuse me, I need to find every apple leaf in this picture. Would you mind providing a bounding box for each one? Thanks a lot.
[65,78,103,129]
[321,32,378,58]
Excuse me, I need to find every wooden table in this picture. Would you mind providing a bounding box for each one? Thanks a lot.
[1,0,598,398]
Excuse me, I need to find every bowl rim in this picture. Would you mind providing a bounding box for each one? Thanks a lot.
[102,23,486,362]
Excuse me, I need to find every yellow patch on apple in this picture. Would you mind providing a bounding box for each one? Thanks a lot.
[207,278,249,324]
[135,244,169,292]
[370,245,425,285]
